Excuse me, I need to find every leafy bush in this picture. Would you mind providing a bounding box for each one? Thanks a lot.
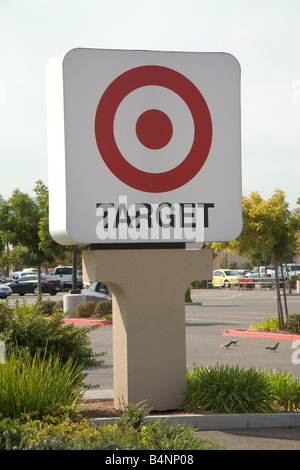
[185,285,192,302]
[0,402,223,450]
[76,300,112,319]
[33,297,59,315]
[266,369,300,411]
[184,364,274,413]
[0,299,105,368]
[94,300,112,318]
[76,301,97,318]
[0,348,85,419]
[0,406,93,450]
[250,316,280,332]
[285,314,300,335]
[251,314,300,335]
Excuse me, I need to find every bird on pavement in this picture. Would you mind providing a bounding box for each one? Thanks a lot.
[220,340,233,349]
[232,338,238,346]
[266,342,279,352]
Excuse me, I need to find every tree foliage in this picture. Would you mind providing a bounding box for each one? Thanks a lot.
[210,189,300,330]
[0,181,84,292]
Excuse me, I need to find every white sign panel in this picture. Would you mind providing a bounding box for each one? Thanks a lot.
[46,48,242,245]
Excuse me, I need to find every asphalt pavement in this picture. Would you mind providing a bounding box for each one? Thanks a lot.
[194,427,300,450]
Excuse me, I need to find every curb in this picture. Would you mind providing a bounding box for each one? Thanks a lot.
[62,318,111,325]
[223,329,300,341]
[90,412,300,430]
[83,391,300,431]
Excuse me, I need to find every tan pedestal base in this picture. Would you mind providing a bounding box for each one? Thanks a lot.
[83,248,212,410]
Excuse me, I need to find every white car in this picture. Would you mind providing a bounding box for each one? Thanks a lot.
[0,282,12,299]
[81,282,112,301]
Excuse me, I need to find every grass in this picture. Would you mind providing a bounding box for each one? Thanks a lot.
[184,364,274,414]
[250,314,300,335]
[250,316,280,332]
[267,369,300,411]
[0,347,85,418]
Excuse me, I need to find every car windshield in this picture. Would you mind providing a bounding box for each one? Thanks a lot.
[87,282,97,291]
[290,265,300,271]
[18,276,37,281]
[55,268,72,275]
[223,270,239,276]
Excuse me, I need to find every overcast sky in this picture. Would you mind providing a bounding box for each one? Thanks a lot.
[0,0,299,209]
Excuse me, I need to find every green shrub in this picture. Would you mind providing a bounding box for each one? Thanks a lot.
[0,348,85,419]
[0,299,105,368]
[0,406,92,450]
[266,369,300,411]
[33,297,59,315]
[94,300,112,318]
[76,300,112,319]
[76,301,97,318]
[0,402,223,450]
[250,316,280,332]
[285,314,300,334]
[184,364,274,413]
[185,285,192,302]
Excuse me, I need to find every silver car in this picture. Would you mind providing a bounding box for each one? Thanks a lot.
[0,282,12,299]
[81,282,112,301]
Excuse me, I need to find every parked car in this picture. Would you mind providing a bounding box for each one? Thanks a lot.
[10,270,37,281]
[245,267,267,278]
[236,270,251,276]
[49,266,83,290]
[212,269,242,288]
[81,282,112,301]
[0,281,12,299]
[8,275,61,296]
[285,264,300,277]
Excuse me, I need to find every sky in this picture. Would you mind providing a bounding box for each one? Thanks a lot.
[0,0,299,210]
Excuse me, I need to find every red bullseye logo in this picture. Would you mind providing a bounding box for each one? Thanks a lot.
[136,109,173,150]
[94,65,213,193]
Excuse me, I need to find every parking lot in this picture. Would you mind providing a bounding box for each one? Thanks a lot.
[84,288,300,389]
[5,288,300,387]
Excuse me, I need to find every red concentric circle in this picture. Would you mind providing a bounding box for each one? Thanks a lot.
[95,65,212,193]
[136,109,173,150]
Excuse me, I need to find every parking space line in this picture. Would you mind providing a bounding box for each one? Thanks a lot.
[220,293,242,300]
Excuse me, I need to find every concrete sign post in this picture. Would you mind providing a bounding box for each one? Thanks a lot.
[83,247,213,409]
[46,48,241,409]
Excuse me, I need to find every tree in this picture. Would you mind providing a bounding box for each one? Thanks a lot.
[293,197,300,262]
[210,190,300,330]
[0,182,85,291]
[2,186,57,293]
[35,180,85,284]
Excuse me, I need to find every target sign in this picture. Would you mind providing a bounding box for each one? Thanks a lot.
[94,65,212,193]
[46,48,242,246]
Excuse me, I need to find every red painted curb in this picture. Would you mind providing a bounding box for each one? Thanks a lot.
[62,318,112,325]
[223,329,300,341]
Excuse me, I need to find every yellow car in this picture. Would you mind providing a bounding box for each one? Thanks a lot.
[212,269,242,288]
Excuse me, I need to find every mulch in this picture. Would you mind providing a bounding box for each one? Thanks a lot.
[78,399,214,419]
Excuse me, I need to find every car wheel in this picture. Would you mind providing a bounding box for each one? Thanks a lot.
[33,287,38,296]
[224,280,230,288]
[49,291,57,296]
[0,295,6,299]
